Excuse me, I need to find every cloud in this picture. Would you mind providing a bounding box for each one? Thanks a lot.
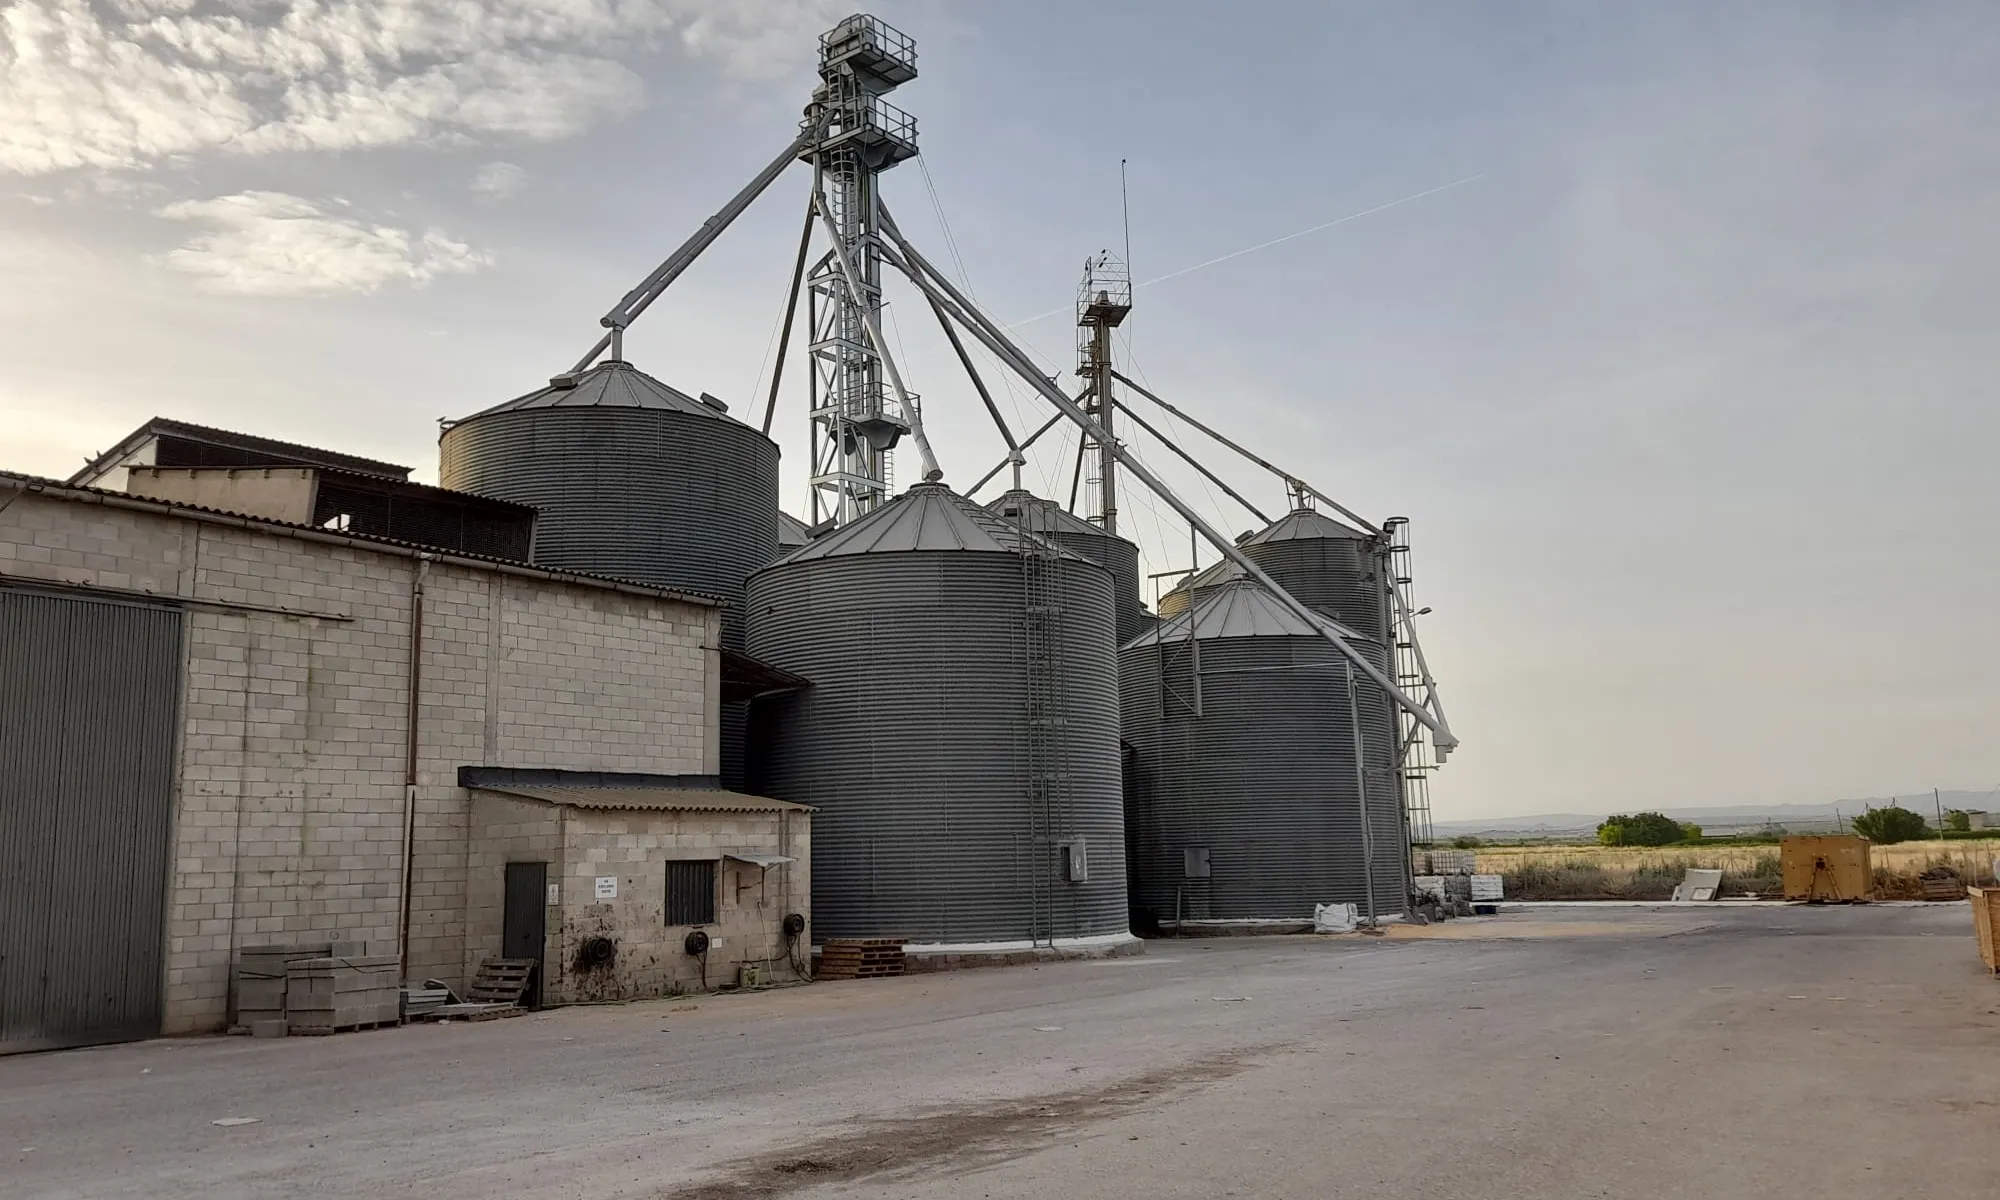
[470,160,527,203]
[154,190,490,295]
[0,0,843,175]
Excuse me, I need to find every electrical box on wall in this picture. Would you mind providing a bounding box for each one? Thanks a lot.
[1183,847,1211,879]
[1063,839,1088,882]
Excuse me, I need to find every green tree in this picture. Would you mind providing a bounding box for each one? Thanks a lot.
[1597,812,1690,847]
[1851,805,1930,845]
[1451,835,1484,849]
[1679,822,1704,842]
[1945,809,1972,833]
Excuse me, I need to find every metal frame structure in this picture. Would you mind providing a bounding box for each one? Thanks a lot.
[1105,367,1453,833]
[803,15,929,525]
[565,12,1459,760]
[1074,253,1131,534]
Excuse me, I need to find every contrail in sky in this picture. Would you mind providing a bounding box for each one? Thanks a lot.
[994,173,1486,334]
[1135,173,1485,289]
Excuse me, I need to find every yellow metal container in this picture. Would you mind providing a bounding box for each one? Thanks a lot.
[1781,835,1873,902]
[1970,887,2000,975]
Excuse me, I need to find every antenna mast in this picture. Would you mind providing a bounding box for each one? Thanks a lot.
[802,16,922,526]
[1076,252,1131,534]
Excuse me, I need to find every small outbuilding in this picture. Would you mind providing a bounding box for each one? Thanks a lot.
[464,781,813,1003]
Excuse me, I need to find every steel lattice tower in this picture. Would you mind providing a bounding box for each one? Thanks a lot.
[802,16,922,527]
[1075,253,1131,535]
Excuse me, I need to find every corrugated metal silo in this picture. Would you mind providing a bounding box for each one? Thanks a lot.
[438,358,779,786]
[775,509,811,553]
[1155,556,1245,618]
[1239,508,1388,641]
[985,488,1148,645]
[747,483,1128,945]
[1120,580,1405,924]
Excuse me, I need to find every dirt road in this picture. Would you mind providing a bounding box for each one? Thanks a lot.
[1,904,1992,1199]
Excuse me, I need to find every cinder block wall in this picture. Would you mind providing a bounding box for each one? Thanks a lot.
[465,792,566,996]
[541,808,813,1002]
[0,492,720,1033]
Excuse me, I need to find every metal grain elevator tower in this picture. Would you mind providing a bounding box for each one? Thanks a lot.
[802,16,922,527]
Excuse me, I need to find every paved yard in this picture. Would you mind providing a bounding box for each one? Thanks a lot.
[2,904,1994,1199]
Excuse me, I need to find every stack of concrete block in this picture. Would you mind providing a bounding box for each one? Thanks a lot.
[285,955,401,1035]
[235,942,360,1036]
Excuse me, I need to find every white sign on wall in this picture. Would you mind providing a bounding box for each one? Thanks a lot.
[594,876,618,900]
[545,882,560,906]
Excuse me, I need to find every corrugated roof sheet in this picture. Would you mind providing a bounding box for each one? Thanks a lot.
[1242,507,1371,545]
[129,463,539,516]
[764,482,1084,565]
[474,786,814,813]
[71,416,413,485]
[984,488,1112,539]
[1123,579,1368,649]
[455,359,737,423]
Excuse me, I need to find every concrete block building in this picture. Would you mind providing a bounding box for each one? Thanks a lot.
[464,785,811,1002]
[1,448,811,1053]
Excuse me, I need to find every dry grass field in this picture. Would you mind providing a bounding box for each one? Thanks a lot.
[1473,838,2000,900]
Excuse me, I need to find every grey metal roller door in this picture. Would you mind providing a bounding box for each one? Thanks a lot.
[1,589,182,1054]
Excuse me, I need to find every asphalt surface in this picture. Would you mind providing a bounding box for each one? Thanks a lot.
[2,904,1994,1199]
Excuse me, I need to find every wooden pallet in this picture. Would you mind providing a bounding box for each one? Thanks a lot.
[816,939,906,981]
[413,1003,524,1023]
[1921,875,1969,902]
[290,1018,401,1036]
[467,957,537,1004]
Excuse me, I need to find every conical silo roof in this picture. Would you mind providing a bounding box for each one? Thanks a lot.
[1126,579,1366,650]
[1241,507,1371,545]
[1155,554,1246,616]
[766,482,1082,565]
[986,488,1148,645]
[776,509,811,549]
[452,359,738,424]
[986,488,1110,539]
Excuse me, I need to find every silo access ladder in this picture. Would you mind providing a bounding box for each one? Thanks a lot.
[1385,518,1436,850]
[1020,543,1072,947]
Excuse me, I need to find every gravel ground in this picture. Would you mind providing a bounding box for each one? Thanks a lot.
[1,903,1993,1200]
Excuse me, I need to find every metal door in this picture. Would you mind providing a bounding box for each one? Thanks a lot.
[502,862,547,1008]
[1,589,182,1054]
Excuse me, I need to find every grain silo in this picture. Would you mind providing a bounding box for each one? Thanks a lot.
[439,358,779,786]
[1155,556,1245,618]
[776,509,811,554]
[747,482,1128,947]
[985,488,1147,645]
[1238,507,1388,641]
[1120,579,1405,926]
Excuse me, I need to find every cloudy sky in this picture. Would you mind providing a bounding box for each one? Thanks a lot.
[3,1,1995,819]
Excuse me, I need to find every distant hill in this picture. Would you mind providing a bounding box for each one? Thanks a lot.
[1435,790,1997,839]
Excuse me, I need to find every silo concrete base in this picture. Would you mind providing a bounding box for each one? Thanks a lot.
[900,932,1145,974]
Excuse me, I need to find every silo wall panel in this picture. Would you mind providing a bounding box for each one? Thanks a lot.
[1243,540,1388,642]
[1049,531,1146,647]
[749,553,1124,943]
[1120,636,1404,922]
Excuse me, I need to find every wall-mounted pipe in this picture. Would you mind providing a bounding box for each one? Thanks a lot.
[396,556,432,982]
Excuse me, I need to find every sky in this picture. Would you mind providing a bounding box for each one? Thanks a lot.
[3,1,1996,820]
